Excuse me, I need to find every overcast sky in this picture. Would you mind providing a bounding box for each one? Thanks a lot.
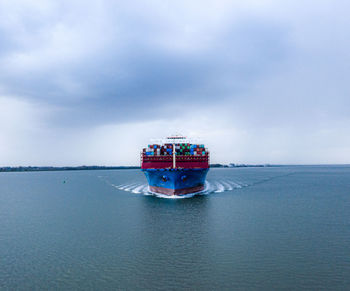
[0,0,349,166]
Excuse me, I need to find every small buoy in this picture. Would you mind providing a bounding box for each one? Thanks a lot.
[63,180,66,183]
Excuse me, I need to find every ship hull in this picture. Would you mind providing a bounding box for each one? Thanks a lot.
[142,168,209,196]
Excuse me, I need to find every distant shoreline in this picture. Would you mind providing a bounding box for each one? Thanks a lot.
[0,164,348,173]
[0,166,140,173]
[0,164,267,172]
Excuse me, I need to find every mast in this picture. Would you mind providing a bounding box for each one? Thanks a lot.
[173,143,176,168]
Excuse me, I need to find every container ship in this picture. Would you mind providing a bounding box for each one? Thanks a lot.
[141,135,210,196]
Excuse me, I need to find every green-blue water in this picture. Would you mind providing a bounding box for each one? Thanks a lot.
[1,166,350,290]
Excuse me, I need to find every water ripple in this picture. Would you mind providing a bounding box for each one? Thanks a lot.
[100,177,249,199]
[98,171,297,199]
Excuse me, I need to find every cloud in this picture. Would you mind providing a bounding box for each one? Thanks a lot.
[0,1,290,119]
[0,96,55,165]
[0,0,349,165]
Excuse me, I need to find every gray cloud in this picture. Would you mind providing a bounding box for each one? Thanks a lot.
[0,0,349,165]
[0,2,290,124]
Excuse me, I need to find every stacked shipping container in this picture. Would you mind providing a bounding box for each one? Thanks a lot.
[143,143,207,156]
[141,142,209,170]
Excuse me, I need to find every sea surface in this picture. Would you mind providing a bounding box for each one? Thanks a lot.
[0,166,350,290]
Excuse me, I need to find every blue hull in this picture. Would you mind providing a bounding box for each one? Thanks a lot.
[142,168,209,195]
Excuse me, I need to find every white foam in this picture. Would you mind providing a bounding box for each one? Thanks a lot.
[235,180,249,187]
[141,185,149,192]
[115,183,127,189]
[227,181,243,188]
[203,180,210,193]
[132,184,145,194]
[105,177,250,198]
[123,183,139,191]
[221,180,233,191]
[150,192,197,199]
[214,182,225,193]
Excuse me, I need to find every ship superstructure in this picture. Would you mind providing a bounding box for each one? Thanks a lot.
[141,135,210,196]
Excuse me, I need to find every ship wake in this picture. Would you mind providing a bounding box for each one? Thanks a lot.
[102,179,249,199]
